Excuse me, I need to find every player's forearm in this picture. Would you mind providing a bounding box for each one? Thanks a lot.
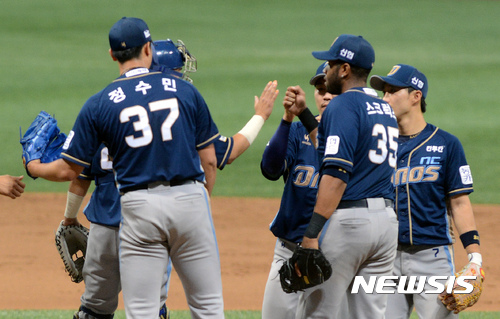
[261,119,291,178]
[227,133,250,164]
[313,174,347,219]
[27,159,82,182]
[450,194,481,254]
[198,144,217,196]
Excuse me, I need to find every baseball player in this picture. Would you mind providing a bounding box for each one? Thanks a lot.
[369,64,483,318]
[287,34,399,319]
[0,174,25,199]
[260,62,333,319]
[54,34,277,319]
[26,17,224,318]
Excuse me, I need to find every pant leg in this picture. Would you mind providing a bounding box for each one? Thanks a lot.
[410,245,458,319]
[262,239,301,319]
[296,200,398,319]
[385,249,414,319]
[346,205,398,319]
[120,183,224,319]
[80,223,121,315]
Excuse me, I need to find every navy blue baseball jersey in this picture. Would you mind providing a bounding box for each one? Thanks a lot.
[79,144,121,227]
[61,68,219,191]
[213,135,234,170]
[317,87,398,200]
[262,120,319,243]
[394,123,474,246]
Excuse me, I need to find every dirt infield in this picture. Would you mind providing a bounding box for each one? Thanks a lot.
[0,193,498,312]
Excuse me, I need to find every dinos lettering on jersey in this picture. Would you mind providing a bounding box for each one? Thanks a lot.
[293,165,319,189]
[393,156,442,186]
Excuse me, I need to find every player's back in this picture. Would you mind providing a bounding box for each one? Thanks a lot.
[318,87,398,201]
[91,68,219,189]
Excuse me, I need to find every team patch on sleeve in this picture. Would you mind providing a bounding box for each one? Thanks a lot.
[325,136,340,155]
[62,130,75,150]
[459,165,473,184]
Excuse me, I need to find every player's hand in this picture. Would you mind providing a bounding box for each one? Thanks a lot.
[294,237,320,278]
[254,80,279,120]
[283,86,307,116]
[63,217,81,227]
[0,175,25,199]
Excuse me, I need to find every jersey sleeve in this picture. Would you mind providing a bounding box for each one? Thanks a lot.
[261,119,292,180]
[445,134,474,196]
[193,88,219,149]
[318,97,359,173]
[214,135,234,170]
[61,93,103,168]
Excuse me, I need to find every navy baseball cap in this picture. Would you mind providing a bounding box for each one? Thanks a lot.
[312,34,375,70]
[309,62,329,85]
[370,64,428,98]
[109,17,152,51]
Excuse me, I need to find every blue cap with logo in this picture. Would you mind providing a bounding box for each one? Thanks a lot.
[312,34,375,70]
[309,62,329,85]
[370,64,428,98]
[109,17,152,51]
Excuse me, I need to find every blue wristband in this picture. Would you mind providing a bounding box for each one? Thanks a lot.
[460,230,480,248]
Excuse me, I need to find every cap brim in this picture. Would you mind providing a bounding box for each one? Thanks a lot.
[370,75,408,91]
[309,74,325,85]
[312,50,335,61]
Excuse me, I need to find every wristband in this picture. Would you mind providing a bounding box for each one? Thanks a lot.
[460,230,480,248]
[298,108,318,133]
[468,252,482,267]
[304,212,328,238]
[64,191,84,219]
[238,115,265,145]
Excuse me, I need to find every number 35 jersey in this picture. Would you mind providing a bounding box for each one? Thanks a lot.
[317,87,398,201]
[394,123,474,246]
[61,68,219,191]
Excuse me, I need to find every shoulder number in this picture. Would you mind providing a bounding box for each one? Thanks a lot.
[119,98,179,148]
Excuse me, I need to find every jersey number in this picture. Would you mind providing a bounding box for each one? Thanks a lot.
[368,124,398,168]
[119,98,179,148]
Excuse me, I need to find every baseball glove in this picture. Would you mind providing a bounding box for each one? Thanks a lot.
[439,261,485,314]
[20,111,66,178]
[279,246,332,293]
[55,221,89,283]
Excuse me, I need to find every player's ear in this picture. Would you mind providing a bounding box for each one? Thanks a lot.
[143,41,152,57]
[109,49,117,62]
[411,90,423,105]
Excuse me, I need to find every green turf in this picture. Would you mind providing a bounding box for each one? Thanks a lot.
[0,310,498,319]
[1,0,499,203]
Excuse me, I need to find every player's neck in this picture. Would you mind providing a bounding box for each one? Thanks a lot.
[119,60,150,76]
[342,78,366,93]
[398,113,427,136]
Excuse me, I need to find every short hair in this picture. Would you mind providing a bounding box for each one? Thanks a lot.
[349,64,371,81]
[407,87,427,113]
[111,45,144,63]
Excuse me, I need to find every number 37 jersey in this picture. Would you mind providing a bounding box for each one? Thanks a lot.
[317,87,398,201]
[61,68,219,190]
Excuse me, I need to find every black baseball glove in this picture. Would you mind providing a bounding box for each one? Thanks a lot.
[55,221,89,283]
[279,246,332,293]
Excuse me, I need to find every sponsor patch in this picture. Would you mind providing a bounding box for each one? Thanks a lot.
[325,136,340,155]
[62,130,74,150]
[459,165,473,184]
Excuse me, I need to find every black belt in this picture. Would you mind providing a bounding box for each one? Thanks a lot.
[120,180,197,194]
[337,198,393,210]
[280,239,300,252]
